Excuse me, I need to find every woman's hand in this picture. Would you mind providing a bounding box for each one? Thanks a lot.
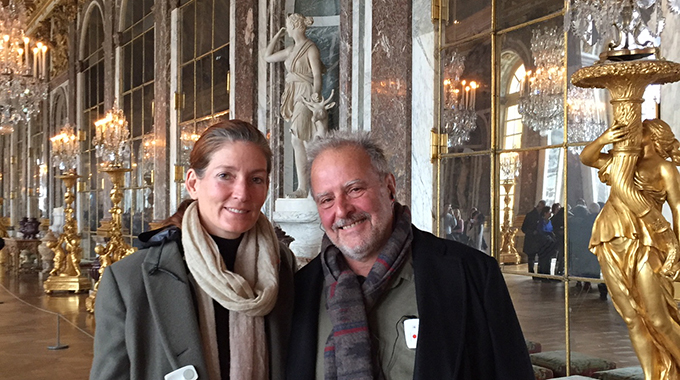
[274,27,286,39]
[599,122,626,145]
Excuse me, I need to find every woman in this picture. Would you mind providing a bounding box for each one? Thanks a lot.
[91,120,295,380]
[581,119,680,378]
[264,13,324,198]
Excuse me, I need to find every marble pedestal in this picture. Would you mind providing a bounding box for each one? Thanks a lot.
[273,197,324,260]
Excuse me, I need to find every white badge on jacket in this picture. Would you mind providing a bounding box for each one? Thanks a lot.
[404,318,419,349]
[165,365,199,380]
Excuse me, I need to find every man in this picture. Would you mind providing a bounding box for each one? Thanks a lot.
[521,200,545,274]
[443,203,456,240]
[286,132,534,379]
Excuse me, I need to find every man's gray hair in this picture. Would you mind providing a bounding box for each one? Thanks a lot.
[306,131,392,188]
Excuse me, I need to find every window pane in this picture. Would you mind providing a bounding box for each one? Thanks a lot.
[144,29,155,83]
[213,0,230,48]
[213,45,229,113]
[195,55,212,119]
[181,63,195,122]
[132,36,144,88]
[181,3,195,64]
[144,84,154,135]
[196,0,213,57]
[123,43,132,92]
[132,88,143,138]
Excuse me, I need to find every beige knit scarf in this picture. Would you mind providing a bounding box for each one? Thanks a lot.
[182,201,280,380]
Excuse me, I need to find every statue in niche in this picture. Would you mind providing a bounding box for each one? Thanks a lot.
[581,118,680,378]
[265,13,326,198]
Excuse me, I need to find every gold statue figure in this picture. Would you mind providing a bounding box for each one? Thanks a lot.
[44,172,91,293]
[582,119,680,378]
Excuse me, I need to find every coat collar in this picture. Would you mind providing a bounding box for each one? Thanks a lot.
[141,240,208,375]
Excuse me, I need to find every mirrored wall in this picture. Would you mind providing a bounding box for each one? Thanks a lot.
[437,0,671,374]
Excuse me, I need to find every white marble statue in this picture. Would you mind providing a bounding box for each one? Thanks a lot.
[39,230,57,274]
[265,13,325,198]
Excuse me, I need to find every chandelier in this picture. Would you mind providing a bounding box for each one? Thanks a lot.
[566,0,679,54]
[567,86,607,153]
[50,124,79,172]
[93,101,130,167]
[518,26,565,135]
[442,51,478,147]
[0,0,49,135]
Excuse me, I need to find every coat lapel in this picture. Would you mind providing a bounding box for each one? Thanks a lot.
[411,228,466,379]
[141,241,208,374]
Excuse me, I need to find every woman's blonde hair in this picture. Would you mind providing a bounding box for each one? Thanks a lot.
[287,13,313,30]
[644,118,680,165]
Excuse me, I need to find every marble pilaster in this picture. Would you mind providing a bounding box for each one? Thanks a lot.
[231,0,259,123]
[410,0,436,232]
[152,0,173,221]
[370,0,412,205]
[339,0,352,130]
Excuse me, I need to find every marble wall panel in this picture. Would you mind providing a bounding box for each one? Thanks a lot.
[152,0,172,221]
[371,0,412,205]
[410,0,436,232]
[232,1,258,123]
[339,0,352,130]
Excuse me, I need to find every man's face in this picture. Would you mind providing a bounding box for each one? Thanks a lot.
[537,201,546,210]
[310,146,396,263]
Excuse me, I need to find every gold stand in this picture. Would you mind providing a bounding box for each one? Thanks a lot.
[44,172,91,294]
[499,181,521,264]
[86,167,136,313]
[574,59,680,379]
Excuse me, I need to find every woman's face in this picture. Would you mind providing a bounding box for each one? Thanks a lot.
[185,141,269,239]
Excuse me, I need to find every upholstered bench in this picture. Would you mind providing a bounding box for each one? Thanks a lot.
[593,366,643,380]
[530,350,616,377]
[526,340,543,354]
[533,365,553,380]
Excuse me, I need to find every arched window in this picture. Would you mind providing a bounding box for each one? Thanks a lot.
[499,62,526,227]
[176,0,230,201]
[119,0,155,239]
[80,5,105,259]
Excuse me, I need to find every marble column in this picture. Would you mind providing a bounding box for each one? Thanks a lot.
[152,0,173,221]
[231,0,259,123]
[370,0,412,206]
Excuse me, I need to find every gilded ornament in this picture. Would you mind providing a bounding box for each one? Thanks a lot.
[577,58,680,380]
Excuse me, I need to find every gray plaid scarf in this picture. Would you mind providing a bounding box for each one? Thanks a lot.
[321,203,413,380]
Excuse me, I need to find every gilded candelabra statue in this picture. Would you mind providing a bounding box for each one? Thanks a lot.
[572,1,680,376]
[86,103,136,313]
[44,126,91,293]
[499,152,521,264]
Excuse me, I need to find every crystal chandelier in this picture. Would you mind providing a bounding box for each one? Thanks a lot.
[567,86,607,153]
[0,0,49,135]
[566,0,679,57]
[93,101,130,167]
[442,51,479,147]
[50,124,80,172]
[518,26,565,135]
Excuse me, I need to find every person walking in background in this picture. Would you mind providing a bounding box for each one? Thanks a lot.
[551,203,565,275]
[521,200,545,274]
[452,208,466,243]
[443,203,457,240]
[535,206,557,279]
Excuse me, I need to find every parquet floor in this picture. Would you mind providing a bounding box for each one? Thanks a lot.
[0,265,639,379]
